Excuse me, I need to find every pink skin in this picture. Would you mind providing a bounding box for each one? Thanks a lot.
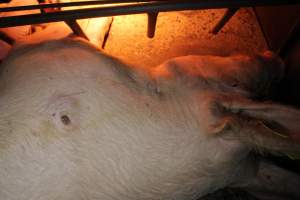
[0,38,298,200]
[149,50,300,157]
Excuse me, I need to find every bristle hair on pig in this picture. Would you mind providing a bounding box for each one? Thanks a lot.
[0,38,299,200]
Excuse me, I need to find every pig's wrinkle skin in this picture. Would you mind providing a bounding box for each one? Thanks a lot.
[0,38,293,200]
[151,52,284,98]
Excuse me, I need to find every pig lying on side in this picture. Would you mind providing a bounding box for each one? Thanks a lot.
[0,38,299,200]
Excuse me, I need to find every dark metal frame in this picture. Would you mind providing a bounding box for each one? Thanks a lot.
[211,8,239,34]
[0,0,299,47]
[0,0,299,28]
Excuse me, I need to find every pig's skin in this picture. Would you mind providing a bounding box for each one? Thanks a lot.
[151,51,284,99]
[0,38,298,200]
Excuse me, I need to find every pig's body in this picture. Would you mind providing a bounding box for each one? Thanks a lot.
[0,38,299,200]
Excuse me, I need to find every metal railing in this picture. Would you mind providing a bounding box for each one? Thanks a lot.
[0,0,299,28]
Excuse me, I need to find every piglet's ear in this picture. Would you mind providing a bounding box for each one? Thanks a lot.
[212,94,300,158]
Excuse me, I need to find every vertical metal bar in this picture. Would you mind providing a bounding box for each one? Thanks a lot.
[147,12,158,38]
[102,18,113,49]
[65,19,89,40]
[279,21,300,58]
[252,7,272,49]
[38,0,88,40]
[211,8,239,34]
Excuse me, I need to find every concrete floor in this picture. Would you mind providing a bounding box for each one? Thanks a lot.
[104,8,268,68]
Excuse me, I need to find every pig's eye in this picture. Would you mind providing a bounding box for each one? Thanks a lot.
[60,115,71,125]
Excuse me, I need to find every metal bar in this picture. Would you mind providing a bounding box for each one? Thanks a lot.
[279,20,300,58]
[211,8,239,34]
[65,20,89,40]
[0,0,298,13]
[36,1,89,40]
[101,18,113,49]
[0,0,12,3]
[252,7,271,49]
[0,0,299,28]
[0,0,153,12]
[147,12,158,38]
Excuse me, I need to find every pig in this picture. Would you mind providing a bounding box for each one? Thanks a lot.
[0,37,299,200]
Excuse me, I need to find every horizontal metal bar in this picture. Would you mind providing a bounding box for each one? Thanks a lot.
[0,0,153,12]
[0,0,299,28]
[0,0,12,3]
[1,0,298,13]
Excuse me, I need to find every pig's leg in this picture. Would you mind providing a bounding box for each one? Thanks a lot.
[207,94,300,157]
[237,159,300,200]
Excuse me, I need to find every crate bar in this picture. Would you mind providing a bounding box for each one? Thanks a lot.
[0,0,299,28]
[0,0,152,12]
[0,0,298,13]
[211,8,239,34]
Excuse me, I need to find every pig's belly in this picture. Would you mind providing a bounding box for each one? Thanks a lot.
[0,92,249,200]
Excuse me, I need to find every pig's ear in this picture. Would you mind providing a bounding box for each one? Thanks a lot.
[214,94,300,158]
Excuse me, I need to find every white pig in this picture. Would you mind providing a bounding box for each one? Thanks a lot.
[0,38,299,200]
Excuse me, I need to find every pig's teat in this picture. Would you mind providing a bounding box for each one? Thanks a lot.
[60,115,71,126]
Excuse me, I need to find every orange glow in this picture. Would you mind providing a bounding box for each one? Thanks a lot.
[0,1,267,69]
